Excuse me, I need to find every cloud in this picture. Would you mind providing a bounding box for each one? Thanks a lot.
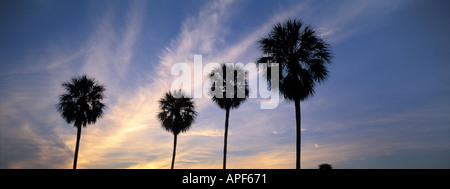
[310,0,407,44]
[0,122,71,168]
[226,144,294,169]
[185,128,223,137]
[80,0,146,101]
[0,85,73,168]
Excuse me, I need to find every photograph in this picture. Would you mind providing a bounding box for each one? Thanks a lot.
[1,0,449,186]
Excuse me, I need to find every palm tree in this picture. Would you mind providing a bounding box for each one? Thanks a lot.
[257,19,332,169]
[157,90,197,169]
[57,75,106,169]
[208,63,249,169]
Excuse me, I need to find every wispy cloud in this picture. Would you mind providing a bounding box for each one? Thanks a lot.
[311,0,407,43]
[80,1,146,98]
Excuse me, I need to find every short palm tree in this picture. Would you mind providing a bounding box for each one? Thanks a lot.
[157,90,197,169]
[208,64,249,169]
[257,19,332,169]
[57,75,106,169]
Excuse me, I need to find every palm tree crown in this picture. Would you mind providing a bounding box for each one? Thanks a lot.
[258,19,331,101]
[58,75,106,127]
[209,63,249,110]
[157,90,197,136]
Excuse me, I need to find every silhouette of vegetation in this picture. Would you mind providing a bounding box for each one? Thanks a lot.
[157,90,197,169]
[257,19,332,169]
[57,75,106,169]
[318,163,333,169]
[208,63,249,169]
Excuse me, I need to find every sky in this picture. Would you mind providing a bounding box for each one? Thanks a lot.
[0,0,449,169]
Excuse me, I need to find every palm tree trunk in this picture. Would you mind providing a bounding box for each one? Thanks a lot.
[223,108,230,169]
[73,125,82,169]
[171,134,178,169]
[294,99,301,169]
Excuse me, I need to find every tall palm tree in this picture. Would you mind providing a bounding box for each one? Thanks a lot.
[57,75,106,169]
[157,90,197,169]
[208,64,249,169]
[257,19,332,169]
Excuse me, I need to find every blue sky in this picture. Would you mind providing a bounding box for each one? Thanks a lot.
[1,0,449,169]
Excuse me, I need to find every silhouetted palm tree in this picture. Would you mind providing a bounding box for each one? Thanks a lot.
[57,75,106,169]
[157,90,197,169]
[208,64,249,169]
[257,19,332,169]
